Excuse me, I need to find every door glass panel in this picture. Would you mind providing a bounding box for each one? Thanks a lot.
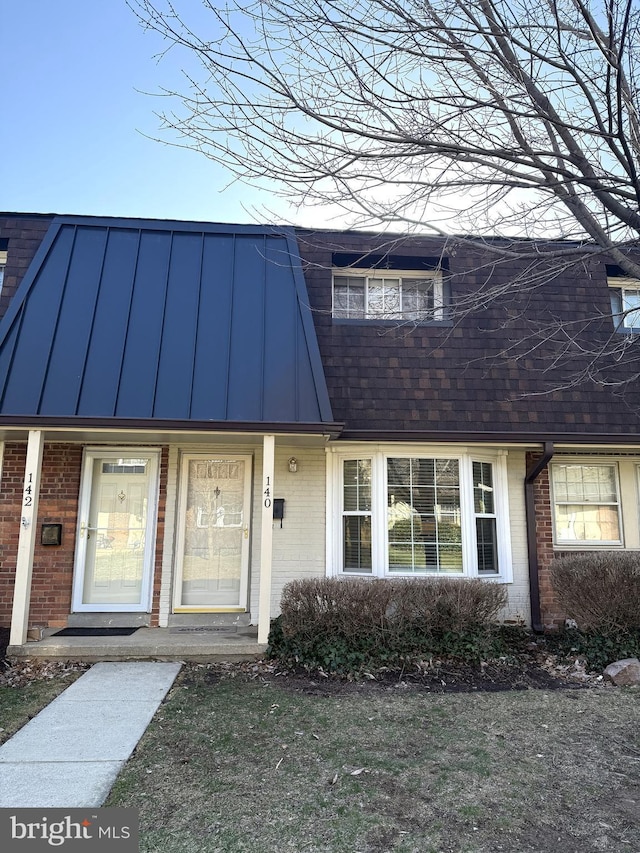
[180,459,246,606]
[82,458,149,605]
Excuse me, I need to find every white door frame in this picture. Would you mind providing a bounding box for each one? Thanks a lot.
[173,453,252,612]
[72,447,161,613]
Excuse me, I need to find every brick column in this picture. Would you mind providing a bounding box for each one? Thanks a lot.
[526,452,565,627]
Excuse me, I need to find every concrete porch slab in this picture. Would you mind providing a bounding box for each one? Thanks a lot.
[7,627,267,662]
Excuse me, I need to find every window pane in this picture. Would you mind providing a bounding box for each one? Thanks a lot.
[343,516,372,571]
[333,276,365,318]
[555,504,620,542]
[333,284,350,318]
[473,461,495,514]
[402,278,434,320]
[387,457,462,573]
[476,518,498,574]
[622,288,640,329]
[368,277,401,318]
[553,465,617,503]
[343,459,371,511]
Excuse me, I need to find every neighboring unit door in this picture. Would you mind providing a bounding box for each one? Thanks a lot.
[72,450,160,612]
[174,455,252,610]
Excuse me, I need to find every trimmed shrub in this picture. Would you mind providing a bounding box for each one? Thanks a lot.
[267,577,508,673]
[549,551,640,634]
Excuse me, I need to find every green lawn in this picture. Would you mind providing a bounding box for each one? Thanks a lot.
[0,678,77,745]
[107,669,640,852]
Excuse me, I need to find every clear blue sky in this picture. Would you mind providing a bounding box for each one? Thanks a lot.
[0,2,328,226]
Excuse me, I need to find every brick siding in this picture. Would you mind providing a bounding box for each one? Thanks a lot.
[0,442,168,630]
[527,452,566,627]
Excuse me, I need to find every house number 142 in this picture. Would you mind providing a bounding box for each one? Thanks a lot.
[24,473,34,507]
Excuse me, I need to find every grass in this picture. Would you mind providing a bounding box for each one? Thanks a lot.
[0,678,75,745]
[107,668,640,852]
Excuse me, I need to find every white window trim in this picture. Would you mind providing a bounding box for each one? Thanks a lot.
[326,445,512,582]
[609,276,640,331]
[550,460,624,548]
[332,268,444,321]
[0,249,6,296]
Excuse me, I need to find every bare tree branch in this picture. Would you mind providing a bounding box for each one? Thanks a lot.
[129,0,640,397]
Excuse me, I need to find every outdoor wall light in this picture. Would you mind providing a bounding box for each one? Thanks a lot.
[288,457,298,473]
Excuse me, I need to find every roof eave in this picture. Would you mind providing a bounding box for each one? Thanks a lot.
[0,415,344,438]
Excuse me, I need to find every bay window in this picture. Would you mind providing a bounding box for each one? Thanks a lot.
[333,450,509,580]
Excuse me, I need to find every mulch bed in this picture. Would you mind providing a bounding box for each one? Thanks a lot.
[183,648,606,694]
[0,626,606,692]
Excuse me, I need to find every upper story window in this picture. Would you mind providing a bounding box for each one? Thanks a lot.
[332,269,445,322]
[0,249,6,296]
[609,277,640,332]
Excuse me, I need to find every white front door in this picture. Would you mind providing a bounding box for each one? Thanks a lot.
[72,450,160,612]
[174,455,252,611]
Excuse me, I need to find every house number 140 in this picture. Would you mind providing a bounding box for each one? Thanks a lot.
[263,476,272,509]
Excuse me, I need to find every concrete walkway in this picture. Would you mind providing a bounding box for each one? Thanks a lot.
[0,661,182,807]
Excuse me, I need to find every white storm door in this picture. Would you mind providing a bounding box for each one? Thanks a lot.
[72,450,160,612]
[174,455,252,610]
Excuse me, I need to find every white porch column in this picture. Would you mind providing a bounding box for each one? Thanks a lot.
[10,430,45,647]
[258,434,275,644]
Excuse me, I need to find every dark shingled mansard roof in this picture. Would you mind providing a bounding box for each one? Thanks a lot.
[0,216,335,430]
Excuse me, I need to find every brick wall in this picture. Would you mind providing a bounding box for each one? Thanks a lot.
[527,452,565,627]
[0,443,82,629]
[149,447,169,627]
[0,443,26,625]
[0,442,169,630]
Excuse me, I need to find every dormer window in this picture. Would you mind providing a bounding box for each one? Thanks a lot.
[332,269,445,322]
[609,277,640,331]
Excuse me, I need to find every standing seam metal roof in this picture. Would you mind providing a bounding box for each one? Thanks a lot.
[0,216,334,426]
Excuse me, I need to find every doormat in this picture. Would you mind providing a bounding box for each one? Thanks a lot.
[169,626,237,633]
[52,627,140,637]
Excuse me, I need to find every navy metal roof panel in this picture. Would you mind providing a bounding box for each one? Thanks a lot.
[0,216,334,425]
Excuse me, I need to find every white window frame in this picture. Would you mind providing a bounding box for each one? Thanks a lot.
[609,276,640,331]
[0,249,6,297]
[550,461,623,547]
[326,446,512,582]
[332,268,444,321]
